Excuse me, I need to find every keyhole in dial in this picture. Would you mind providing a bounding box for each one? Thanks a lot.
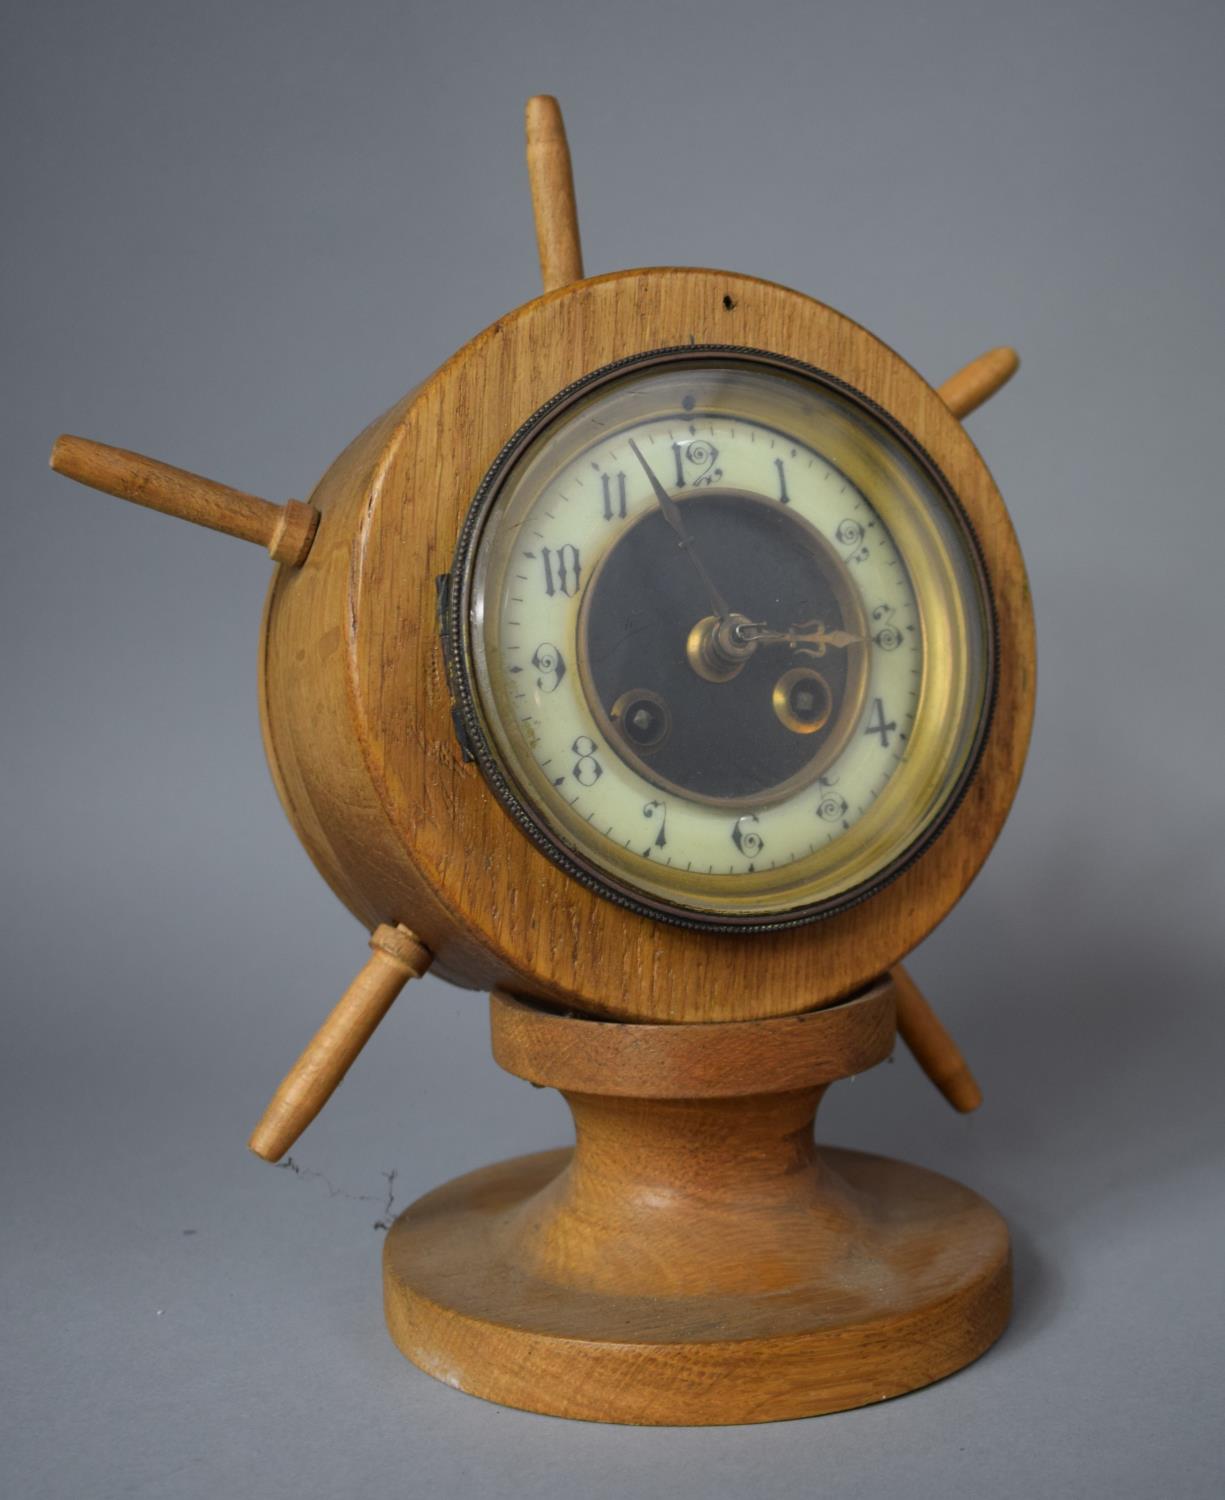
[773,667,832,735]
[611,688,671,751]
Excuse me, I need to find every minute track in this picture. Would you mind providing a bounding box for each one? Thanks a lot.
[448,344,996,932]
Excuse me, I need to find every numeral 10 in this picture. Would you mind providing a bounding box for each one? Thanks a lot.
[541,544,581,597]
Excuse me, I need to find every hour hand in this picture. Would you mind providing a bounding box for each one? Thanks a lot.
[737,620,865,655]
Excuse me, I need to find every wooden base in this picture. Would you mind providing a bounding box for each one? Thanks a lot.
[383,982,1011,1425]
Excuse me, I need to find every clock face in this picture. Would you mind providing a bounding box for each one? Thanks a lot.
[447,347,995,931]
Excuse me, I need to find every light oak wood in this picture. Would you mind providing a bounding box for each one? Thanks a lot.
[261,267,1036,1023]
[525,95,583,292]
[938,346,1020,419]
[491,979,896,1096]
[248,924,431,1162]
[49,434,319,565]
[504,961,979,1111]
[46,95,1030,1424]
[890,962,982,1111]
[383,984,1011,1424]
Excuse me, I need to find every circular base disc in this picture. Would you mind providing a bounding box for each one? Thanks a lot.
[383,1146,1011,1425]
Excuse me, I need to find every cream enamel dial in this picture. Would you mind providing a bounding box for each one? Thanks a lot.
[448,348,994,931]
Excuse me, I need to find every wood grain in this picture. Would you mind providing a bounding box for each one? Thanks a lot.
[525,95,583,292]
[383,986,1011,1424]
[890,962,983,1111]
[938,346,1020,419]
[247,924,431,1162]
[491,977,895,1096]
[49,434,318,565]
[260,267,1036,1023]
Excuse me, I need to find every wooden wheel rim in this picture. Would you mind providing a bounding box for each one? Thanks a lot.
[261,267,1034,1021]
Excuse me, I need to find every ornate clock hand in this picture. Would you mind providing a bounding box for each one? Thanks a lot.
[627,438,731,621]
[736,619,866,655]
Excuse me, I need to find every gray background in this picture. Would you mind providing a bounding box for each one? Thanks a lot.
[3,1,1222,1495]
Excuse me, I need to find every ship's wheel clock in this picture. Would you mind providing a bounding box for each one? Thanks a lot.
[50,97,1035,1425]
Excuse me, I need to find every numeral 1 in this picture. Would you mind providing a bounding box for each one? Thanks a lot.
[774,457,790,504]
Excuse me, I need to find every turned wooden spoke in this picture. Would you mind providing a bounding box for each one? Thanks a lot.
[248,924,431,1162]
[890,963,982,1112]
[938,346,1020,420]
[525,95,584,293]
[49,434,319,566]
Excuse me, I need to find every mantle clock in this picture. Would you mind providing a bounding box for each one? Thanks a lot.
[50,96,1034,1425]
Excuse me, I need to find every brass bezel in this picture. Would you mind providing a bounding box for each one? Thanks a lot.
[264,264,1034,1018]
[448,345,996,933]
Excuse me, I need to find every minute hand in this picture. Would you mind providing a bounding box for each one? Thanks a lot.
[627,439,731,621]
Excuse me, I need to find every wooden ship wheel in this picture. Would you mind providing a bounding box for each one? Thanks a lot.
[50,96,1035,1425]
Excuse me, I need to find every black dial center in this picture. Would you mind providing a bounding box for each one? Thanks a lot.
[580,490,865,803]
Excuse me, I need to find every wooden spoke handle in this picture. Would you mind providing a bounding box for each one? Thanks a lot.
[49,434,319,566]
[889,964,983,1113]
[937,347,1019,420]
[525,95,584,293]
[248,924,432,1162]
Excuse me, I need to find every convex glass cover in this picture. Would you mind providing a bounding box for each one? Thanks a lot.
[448,348,995,930]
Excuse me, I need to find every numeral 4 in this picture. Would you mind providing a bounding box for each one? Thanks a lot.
[864,697,897,748]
